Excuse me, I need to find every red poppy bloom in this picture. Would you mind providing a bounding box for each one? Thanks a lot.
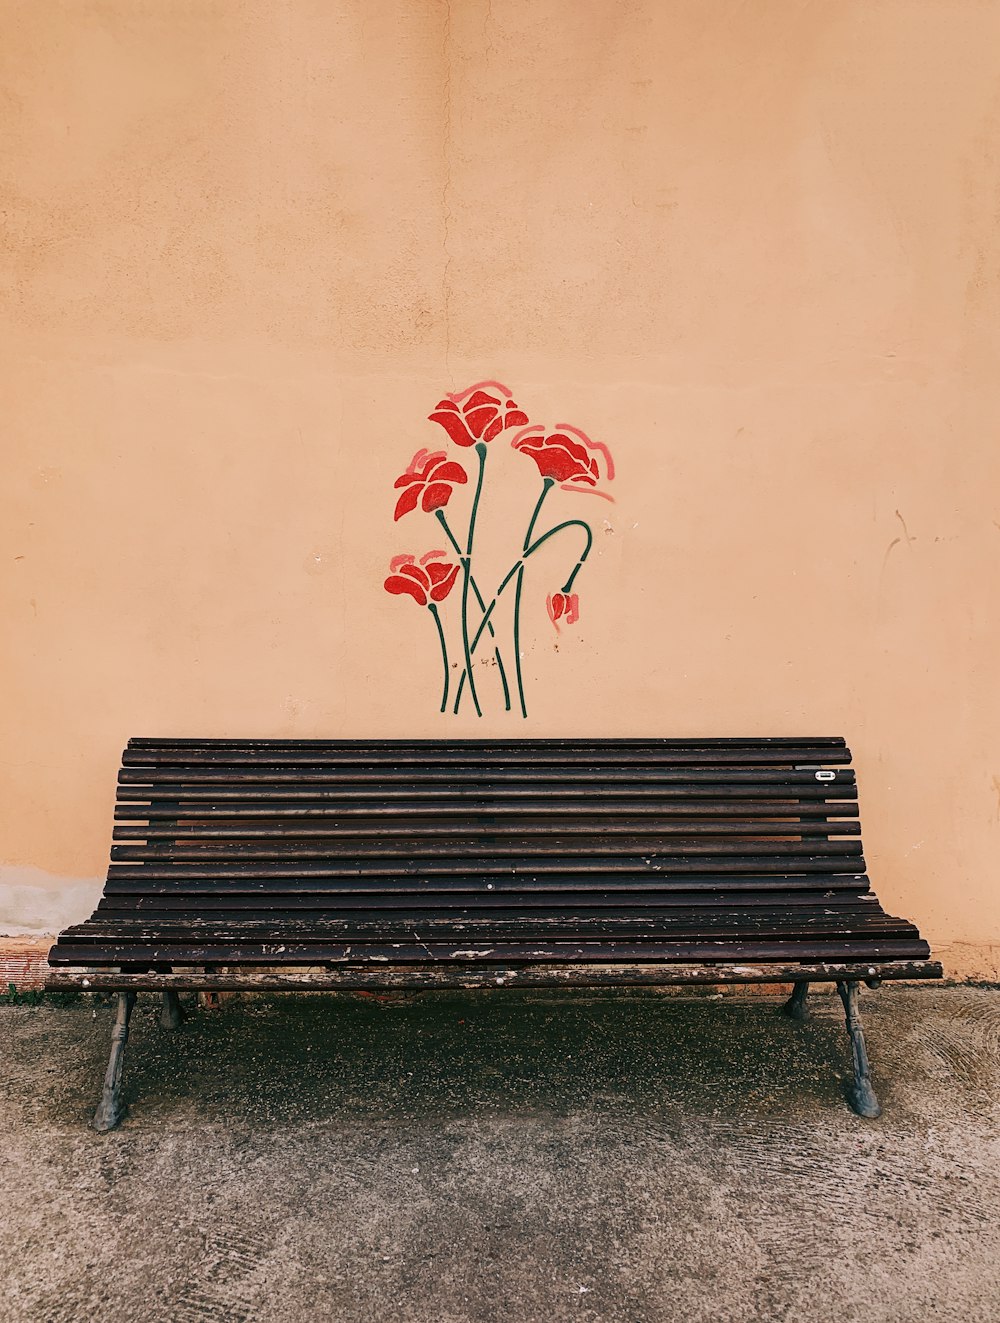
[393,449,468,521]
[384,551,460,607]
[546,592,580,631]
[429,380,529,448]
[511,424,615,500]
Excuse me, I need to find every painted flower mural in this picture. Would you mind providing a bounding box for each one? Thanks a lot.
[511,426,615,498]
[393,450,467,520]
[384,380,615,717]
[383,551,460,606]
[428,382,529,447]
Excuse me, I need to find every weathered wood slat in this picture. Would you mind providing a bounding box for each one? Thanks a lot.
[63,909,915,939]
[117,789,858,806]
[105,836,862,857]
[128,736,849,748]
[117,769,857,786]
[99,862,867,883]
[99,873,867,894]
[46,958,941,993]
[96,890,878,912]
[112,823,861,844]
[122,749,853,768]
[103,857,867,878]
[46,937,932,966]
[124,736,848,750]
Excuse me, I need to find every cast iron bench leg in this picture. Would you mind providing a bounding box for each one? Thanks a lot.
[160,990,184,1030]
[837,979,881,1119]
[92,991,137,1133]
[780,979,809,1021]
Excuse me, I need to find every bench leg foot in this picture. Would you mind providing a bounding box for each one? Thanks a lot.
[160,990,185,1031]
[780,980,810,1021]
[837,980,881,1119]
[92,992,137,1133]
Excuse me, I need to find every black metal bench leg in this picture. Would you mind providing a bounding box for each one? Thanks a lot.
[92,991,137,1133]
[160,990,184,1030]
[780,979,810,1021]
[836,980,881,1119]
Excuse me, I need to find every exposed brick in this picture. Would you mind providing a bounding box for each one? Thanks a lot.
[0,936,52,992]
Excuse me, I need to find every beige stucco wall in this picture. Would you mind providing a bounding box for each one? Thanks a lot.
[2,0,999,977]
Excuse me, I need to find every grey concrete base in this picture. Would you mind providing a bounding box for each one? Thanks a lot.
[2,986,999,1322]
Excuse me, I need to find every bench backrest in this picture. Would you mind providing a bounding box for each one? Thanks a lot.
[108,736,864,904]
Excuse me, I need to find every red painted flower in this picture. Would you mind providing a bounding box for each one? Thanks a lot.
[511,424,615,500]
[384,551,460,607]
[393,449,468,521]
[546,592,580,631]
[429,380,529,447]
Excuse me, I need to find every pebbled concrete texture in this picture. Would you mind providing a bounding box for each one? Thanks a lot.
[1,986,998,1323]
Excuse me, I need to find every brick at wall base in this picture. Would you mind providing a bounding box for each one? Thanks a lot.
[1,936,52,992]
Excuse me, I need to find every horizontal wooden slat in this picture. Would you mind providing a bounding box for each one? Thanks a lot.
[125,736,848,751]
[59,921,917,948]
[99,857,867,878]
[117,768,856,787]
[128,736,849,749]
[122,748,853,768]
[113,783,857,804]
[62,903,897,928]
[97,873,873,894]
[46,936,931,966]
[110,842,866,864]
[46,958,942,993]
[112,823,861,845]
[96,889,876,912]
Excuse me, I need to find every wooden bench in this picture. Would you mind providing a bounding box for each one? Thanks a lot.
[47,736,941,1129]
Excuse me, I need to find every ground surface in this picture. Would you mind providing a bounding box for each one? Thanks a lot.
[1,985,998,1323]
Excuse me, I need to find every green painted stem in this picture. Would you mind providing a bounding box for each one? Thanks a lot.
[512,564,527,718]
[459,482,596,721]
[479,517,594,642]
[508,479,555,720]
[455,443,487,718]
[468,596,500,654]
[428,603,449,714]
[525,517,593,564]
[456,590,503,710]
[524,479,555,552]
[437,509,510,712]
[562,559,585,593]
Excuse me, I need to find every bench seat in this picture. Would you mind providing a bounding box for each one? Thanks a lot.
[47,736,941,1126]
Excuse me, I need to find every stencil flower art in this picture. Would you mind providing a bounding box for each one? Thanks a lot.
[511,425,615,499]
[384,382,616,717]
[393,450,467,521]
[383,552,459,606]
[429,381,529,448]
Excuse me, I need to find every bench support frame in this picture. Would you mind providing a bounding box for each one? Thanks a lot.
[77,969,911,1129]
[781,980,810,1021]
[837,979,881,1118]
[92,991,136,1133]
[160,989,184,1030]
